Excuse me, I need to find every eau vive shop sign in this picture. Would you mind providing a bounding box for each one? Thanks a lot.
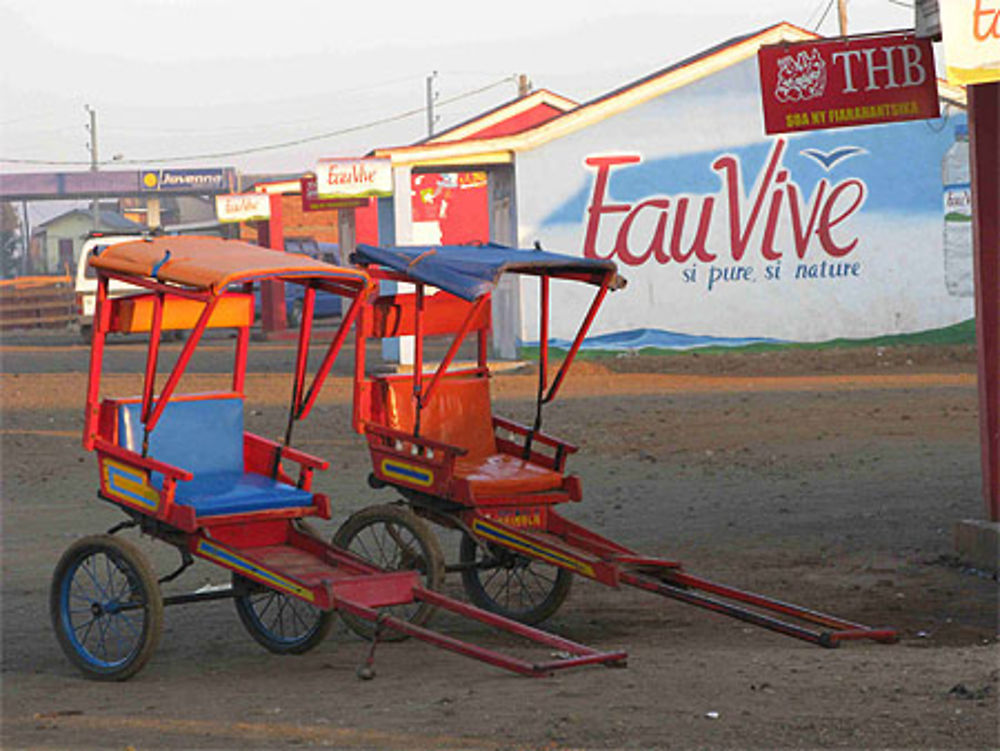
[757,32,939,135]
[582,137,866,269]
[315,158,392,199]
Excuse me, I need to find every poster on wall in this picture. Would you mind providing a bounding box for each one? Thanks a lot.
[757,32,939,134]
[411,172,489,245]
[939,0,1000,84]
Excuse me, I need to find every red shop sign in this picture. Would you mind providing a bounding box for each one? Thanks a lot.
[757,32,940,135]
[300,174,368,212]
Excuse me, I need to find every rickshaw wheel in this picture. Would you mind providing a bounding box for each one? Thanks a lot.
[50,534,163,681]
[232,574,334,655]
[459,534,573,625]
[333,504,445,641]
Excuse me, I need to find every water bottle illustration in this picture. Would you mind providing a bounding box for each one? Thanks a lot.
[942,123,973,298]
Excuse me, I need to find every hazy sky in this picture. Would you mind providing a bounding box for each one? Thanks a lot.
[2,0,915,177]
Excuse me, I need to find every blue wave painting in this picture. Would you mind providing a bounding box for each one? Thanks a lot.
[526,328,784,351]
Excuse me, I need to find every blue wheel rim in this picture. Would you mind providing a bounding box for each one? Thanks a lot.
[60,551,147,669]
[242,590,322,646]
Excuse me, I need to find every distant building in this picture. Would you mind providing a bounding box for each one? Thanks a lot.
[30,209,142,274]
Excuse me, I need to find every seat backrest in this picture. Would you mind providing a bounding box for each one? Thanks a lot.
[117,393,245,477]
[376,373,496,462]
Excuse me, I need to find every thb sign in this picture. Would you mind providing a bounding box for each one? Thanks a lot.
[758,33,940,134]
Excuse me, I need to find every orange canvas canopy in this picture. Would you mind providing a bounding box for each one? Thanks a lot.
[89,235,371,294]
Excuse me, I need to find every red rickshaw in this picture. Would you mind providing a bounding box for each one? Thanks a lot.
[49,235,626,680]
[343,242,898,648]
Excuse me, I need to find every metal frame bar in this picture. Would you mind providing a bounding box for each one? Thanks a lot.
[297,289,370,421]
[620,570,897,647]
[543,278,610,404]
[419,295,490,407]
[335,588,627,677]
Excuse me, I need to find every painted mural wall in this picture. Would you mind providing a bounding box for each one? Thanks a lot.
[516,57,973,347]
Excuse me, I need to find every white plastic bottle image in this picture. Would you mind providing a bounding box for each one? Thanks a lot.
[942,123,973,297]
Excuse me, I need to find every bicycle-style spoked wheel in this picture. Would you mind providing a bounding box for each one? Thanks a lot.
[333,504,444,640]
[232,574,334,655]
[50,535,163,681]
[459,534,573,625]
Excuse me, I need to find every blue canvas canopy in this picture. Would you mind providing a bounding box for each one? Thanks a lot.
[353,243,624,301]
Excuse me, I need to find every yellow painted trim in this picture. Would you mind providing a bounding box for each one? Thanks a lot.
[102,458,160,512]
[393,151,512,169]
[946,65,1000,87]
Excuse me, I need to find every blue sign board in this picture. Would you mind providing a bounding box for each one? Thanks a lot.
[140,168,234,193]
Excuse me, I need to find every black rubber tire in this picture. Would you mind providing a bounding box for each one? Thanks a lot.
[459,534,573,625]
[333,504,445,640]
[50,534,163,681]
[232,574,335,655]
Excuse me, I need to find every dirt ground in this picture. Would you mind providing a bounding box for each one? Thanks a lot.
[1,335,997,750]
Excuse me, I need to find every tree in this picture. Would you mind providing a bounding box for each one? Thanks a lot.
[0,202,22,279]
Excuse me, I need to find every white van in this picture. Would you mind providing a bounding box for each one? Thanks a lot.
[74,232,148,340]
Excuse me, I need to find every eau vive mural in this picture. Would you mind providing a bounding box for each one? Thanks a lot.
[581,137,867,267]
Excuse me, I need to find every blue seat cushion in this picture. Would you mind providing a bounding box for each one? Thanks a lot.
[118,394,313,517]
[169,471,313,517]
[119,395,244,477]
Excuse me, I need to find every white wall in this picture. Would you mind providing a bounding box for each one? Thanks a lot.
[514,59,973,346]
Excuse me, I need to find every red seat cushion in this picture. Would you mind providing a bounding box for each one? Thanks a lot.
[374,372,565,498]
[456,453,564,496]
[377,373,497,462]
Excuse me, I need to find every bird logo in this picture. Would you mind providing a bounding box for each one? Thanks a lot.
[799,146,867,170]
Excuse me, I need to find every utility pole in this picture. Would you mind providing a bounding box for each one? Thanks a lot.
[426,71,439,137]
[21,201,31,275]
[85,104,99,231]
[837,0,849,36]
[516,73,532,98]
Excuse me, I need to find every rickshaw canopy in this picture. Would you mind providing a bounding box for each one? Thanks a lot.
[91,235,370,294]
[353,243,624,302]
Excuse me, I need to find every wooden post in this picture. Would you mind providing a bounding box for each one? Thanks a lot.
[968,81,1000,521]
[837,0,849,36]
[257,193,287,334]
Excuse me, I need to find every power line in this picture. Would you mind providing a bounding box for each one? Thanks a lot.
[101,74,430,136]
[804,0,832,29]
[814,0,837,31]
[0,77,513,167]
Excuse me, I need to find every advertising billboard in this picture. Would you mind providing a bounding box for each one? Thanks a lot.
[515,56,972,348]
[141,168,234,193]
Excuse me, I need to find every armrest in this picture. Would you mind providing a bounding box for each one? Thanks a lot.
[365,422,468,457]
[93,438,194,481]
[492,416,579,454]
[244,433,329,471]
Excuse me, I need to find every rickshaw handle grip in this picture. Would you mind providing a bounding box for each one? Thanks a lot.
[93,439,194,481]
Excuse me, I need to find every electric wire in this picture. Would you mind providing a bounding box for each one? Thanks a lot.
[1,76,514,167]
[813,0,837,32]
